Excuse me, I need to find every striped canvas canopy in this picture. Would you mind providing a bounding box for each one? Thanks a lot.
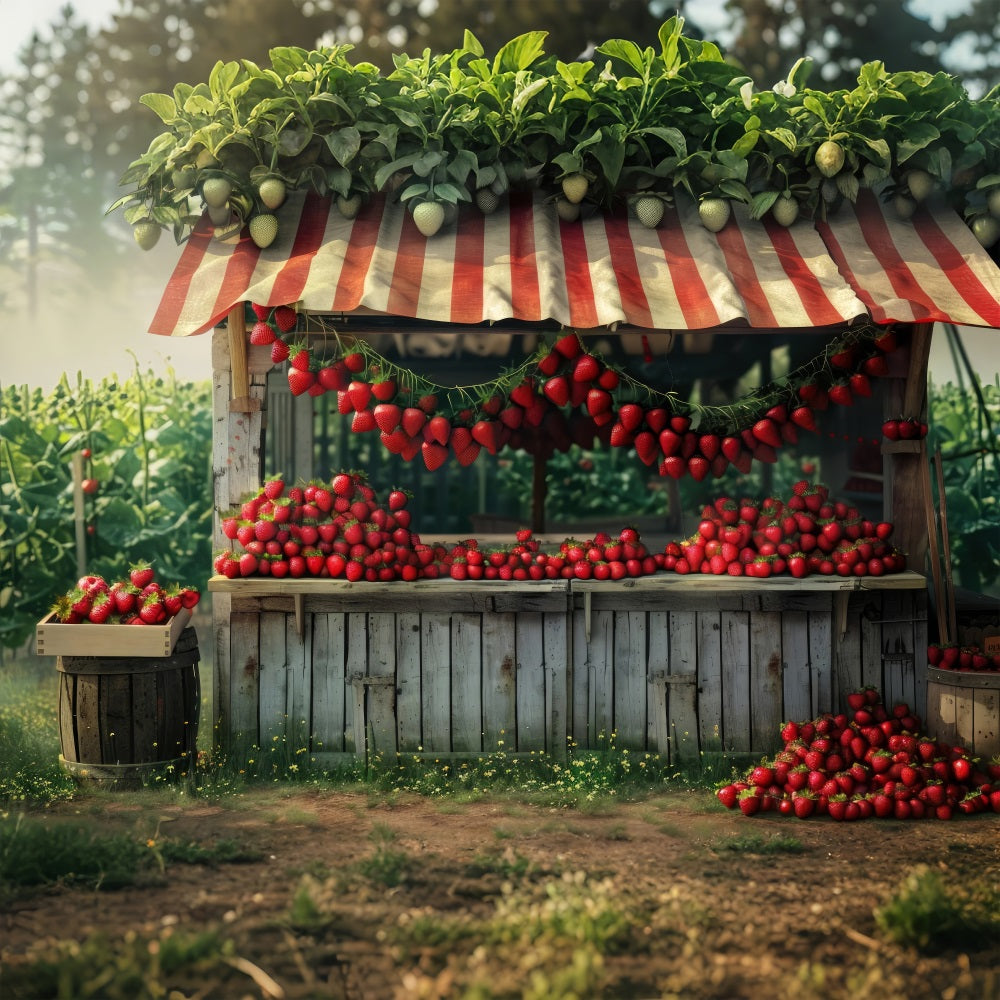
[151,188,1000,338]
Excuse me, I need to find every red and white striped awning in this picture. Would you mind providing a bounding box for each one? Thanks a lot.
[151,187,1000,338]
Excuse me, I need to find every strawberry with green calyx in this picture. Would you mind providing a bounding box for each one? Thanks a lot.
[249,321,276,346]
[129,561,154,590]
[814,140,846,178]
[270,339,290,364]
[272,305,297,333]
[288,368,316,396]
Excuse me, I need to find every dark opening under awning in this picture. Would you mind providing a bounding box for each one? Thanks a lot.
[151,188,1000,338]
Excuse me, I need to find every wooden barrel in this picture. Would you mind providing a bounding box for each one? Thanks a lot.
[925,667,1000,760]
[56,626,200,787]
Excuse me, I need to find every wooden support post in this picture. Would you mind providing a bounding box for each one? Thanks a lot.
[72,450,86,578]
[227,303,259,413]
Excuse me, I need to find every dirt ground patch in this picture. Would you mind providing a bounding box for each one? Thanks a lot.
[2,789,998,999]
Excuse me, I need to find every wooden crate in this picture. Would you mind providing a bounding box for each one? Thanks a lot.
[925,667,1000,759]
[36,608,192,658]
[209,578,571,761]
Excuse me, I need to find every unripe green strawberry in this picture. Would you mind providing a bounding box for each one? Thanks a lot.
[171,167,197,191]
[258,177,286,210]
[133,221,161,251]
[412,201,445,237]
[772,195,800,227]
[249,214,278,248]
[988,187,1000,219]
[555,197,580,222]
[195,148,220,170]
[634,196,664,229]
[475,187,500,214]
[337,193,362,219]
[561,173,589,204]
[698,197,730,232]
[906,169,934,202]
[894,194,917,220]
[814,140,845,178]
[970,215,1000,248]
[201,175,233,209]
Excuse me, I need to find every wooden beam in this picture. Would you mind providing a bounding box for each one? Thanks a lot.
[227,303,259,412]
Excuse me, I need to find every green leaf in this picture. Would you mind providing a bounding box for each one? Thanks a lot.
[895,121,941,163]
[139,93,179,125]
[596,39,648,76]
[324,126,361,166]
[750,190,780,220]
[492,31,548,74]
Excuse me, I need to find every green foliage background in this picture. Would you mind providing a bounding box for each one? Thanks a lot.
[0,368,213,650]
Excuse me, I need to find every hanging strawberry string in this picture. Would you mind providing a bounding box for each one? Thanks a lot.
[251,303,900,478]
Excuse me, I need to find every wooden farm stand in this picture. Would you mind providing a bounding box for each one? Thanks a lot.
[152,167,1000,769]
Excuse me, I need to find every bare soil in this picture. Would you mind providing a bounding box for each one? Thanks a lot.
[2,789,999,999]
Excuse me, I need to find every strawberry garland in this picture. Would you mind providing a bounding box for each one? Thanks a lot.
[248,303,902,478]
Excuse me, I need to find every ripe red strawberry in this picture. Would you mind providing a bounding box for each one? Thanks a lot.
[716,784,740,809]
[179,586,200,609]
[573,353,601,382]
[862,354,889,377]
[849,372,872,397]
[661,455,687,479]
[129,561,154,589]
[270,339,290,364]
[139,592,166,624]
[543,375,570,407]
[289,346,312,371]
[553,332,582,359]
[751,417,782,448]
[790,406,817,431]
[288,368,315,396]
[792,792,817,819]
[698,433,720,460]
[633,431,658,466]
[88,592,114,624]
[272,305,297,332]
[373,402,402,433]
[618,403,644,432]
[249,320,276,345]
[881,418,900,440]
[827,383,853,406]
[737,790,761,816]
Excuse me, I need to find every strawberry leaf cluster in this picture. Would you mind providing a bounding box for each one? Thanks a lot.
[717,688,1000,821]
[109,18,1000,251]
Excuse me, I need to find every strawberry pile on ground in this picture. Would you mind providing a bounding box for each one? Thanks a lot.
[216,473,665,583]
[662,480,907,579]
[716,687,1000,821]
[928,642,1000,673]
[265,325,899,477]
[50,564,200,625]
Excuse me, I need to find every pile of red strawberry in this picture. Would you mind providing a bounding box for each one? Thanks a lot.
[928,643,1000,673]
[716,688,1000,820]
[51,564,200,625]
[258,319,899,477]
[662,480,906,578]
[215,472,666,583]
[882,416,928,440]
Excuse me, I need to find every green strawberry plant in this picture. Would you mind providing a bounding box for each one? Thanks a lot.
[109,16,1000,247]
[0,369,213,652]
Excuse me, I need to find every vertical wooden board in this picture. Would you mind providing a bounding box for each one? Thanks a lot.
[421,613,451,752]
[367,612,397,758]
[229,611,261,743]
[258,611,288,745]
[860,598,883,695]
[543,612,569,756]
[780,611,811,725]
[75,676,102,763]
[395,613,423,751]
[696,612,723,753]
[613,611,647,750]
[588,610,615,747]
[809,608,833,718]
[668,612,699,762]
[161,669,185,758]
[346,613,369,755]
[451,613,483,753]
[482,611,516,750]
[647,612,670,755]
[953,686,974,747]
[570,610,591,747]
[749,611,783,754]
[286,613,312,750]
[881,591,916,711]
[833,596,862,712]
[213,592,232,745]
[516,613,546,751]
[972,686,999,754]
[130,671,157,763]
[926,681,955,743]
[100,672,133,764]
[58,673,78,762]
[912,592,929,723]
[720,612,750,753]
[312,613,347,754]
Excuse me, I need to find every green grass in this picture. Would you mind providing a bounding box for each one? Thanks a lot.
[712,831,805,855]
